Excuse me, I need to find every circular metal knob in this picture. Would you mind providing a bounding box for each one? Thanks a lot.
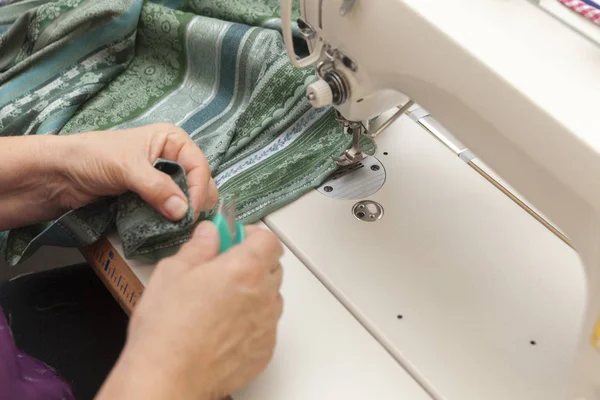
[306,79,333,108]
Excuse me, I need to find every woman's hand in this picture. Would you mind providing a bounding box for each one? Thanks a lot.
[97,223,284,400]
[59,123,218,221]
[0,123,216,230]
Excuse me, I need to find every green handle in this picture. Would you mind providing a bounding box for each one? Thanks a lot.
[213,215,244,254]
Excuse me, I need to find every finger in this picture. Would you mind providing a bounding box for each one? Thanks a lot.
[219,228,284,275]
[240,226,284,265]
[268,262,283,292]
[242,227,284,262]
[201,177,218,212]
[126,161,189,221]
[243,225,270,238]
[160,129,213,215]
[273,293,283,321]
[186,169,216,219]
[176,221,220,264]
[174,149,211,214]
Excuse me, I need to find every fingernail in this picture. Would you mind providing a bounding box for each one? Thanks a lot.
[164,196,188,220]
[193,221,216,238]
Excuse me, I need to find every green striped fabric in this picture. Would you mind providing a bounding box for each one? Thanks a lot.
[0,0,361,265]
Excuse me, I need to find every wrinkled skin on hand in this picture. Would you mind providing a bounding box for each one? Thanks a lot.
[97,222,284,400]
[59,123,218,221]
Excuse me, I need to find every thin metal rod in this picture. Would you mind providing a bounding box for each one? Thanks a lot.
[369,100,415,139]
[350,123,361,149]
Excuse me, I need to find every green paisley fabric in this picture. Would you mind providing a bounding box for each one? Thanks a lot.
[0,0,366,265]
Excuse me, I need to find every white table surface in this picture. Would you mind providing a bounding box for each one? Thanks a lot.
[107,222,431,400]
[262,114,586,400]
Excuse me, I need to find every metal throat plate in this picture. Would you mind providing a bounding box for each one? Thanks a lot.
[317,156,386,200]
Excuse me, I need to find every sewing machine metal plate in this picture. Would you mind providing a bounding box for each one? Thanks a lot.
[264,114,586,400]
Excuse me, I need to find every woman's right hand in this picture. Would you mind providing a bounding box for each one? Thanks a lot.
[96,222,284,400]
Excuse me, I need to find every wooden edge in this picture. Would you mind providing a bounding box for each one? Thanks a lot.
[79,237,144,316]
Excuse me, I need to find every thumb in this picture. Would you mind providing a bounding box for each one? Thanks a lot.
[176,221,220,264]
[127,163,190,221]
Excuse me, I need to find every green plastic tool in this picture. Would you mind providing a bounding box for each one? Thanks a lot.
[213,197,245,254]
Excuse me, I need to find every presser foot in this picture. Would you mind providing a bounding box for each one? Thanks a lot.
[334,100,415,166]
[334,112,370,166]
[335,147,368,167]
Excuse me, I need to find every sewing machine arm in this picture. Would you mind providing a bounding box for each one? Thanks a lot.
[280,1,600,398]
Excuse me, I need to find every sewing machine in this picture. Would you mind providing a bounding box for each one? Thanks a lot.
[273,0,600,399]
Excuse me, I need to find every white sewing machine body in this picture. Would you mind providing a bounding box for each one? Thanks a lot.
[276,0,600,399]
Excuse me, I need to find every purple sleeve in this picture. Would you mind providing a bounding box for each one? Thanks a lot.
[0,307,75,400]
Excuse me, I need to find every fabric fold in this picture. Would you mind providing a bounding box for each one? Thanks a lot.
[0,0,353,266]
[116,159,195,260]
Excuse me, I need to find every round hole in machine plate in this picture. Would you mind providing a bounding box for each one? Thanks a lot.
[352,200,383,222]
[317,157,386,200]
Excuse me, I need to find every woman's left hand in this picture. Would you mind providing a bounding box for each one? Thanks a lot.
[58,123,217,221]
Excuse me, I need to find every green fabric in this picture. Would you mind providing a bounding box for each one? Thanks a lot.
[0,0,370,265]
